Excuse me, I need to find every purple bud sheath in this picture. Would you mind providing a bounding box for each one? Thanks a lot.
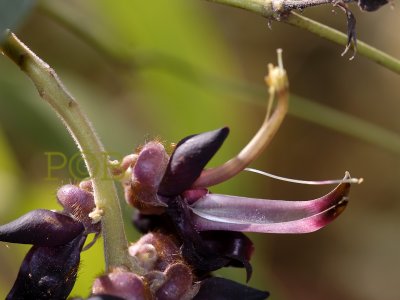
[155,263,196,300]
[0,209,84,246]
[91,270,149,300]
[158,127,229,196]
[57,184,100,233]
[127,141,169,214]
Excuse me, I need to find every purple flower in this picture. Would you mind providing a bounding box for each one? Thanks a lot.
[6,233,86,300]
[0,184,100,299]
[124,60,359,300]
[158,127,351,235]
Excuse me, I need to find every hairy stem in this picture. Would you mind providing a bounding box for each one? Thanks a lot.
[0,31,139,273]
[205,0,400,75]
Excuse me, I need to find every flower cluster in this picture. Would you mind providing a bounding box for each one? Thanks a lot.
[121,126,351,299]
[0,58,356,299]
[0,185,99,299]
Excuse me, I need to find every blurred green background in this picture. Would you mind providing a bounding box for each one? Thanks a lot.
[1,0,400,299]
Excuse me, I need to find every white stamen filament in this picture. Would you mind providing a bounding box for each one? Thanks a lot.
[245,168,363,185]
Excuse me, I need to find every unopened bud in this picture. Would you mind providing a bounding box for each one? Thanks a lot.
[129,233,180,272]
[155,263,197,300]
[92,270,149,300]
[126,142,169,214]
[57,184,99,232]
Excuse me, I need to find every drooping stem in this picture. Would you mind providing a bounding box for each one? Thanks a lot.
[205,0,400,75]
[0,31,139,273]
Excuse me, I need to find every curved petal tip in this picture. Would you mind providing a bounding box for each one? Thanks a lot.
[190,176,351,234]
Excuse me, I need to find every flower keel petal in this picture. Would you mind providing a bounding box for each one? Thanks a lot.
[190,178,350,234]
[0,209,84,246]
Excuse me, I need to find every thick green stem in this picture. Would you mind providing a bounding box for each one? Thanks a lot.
[286,13,400,73]
[0,31,138,273]
[207,0,271,13]
[205,0,400,75]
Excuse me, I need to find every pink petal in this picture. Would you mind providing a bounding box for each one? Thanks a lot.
[190,178,350,234]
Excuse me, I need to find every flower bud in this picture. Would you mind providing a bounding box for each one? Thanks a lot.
[129,232,180,272]
[126,142,169,214]
[155,263,197,300]
[91,270,149,300]
[57,184,99,232]
[0,209,84,246]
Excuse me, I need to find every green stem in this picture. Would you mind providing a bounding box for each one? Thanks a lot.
[206,0,271,13]
[0,31,138,273]
[205,0,400,75]
[286,13,400,73]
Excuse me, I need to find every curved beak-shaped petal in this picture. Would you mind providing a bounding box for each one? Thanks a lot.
[190,175,350,234]
[158,127,229,197]
[0,209,84,246]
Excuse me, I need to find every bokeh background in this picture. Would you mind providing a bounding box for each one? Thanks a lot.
[0,1,399,299]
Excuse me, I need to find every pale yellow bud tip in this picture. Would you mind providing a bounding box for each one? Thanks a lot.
[265,49,288,91]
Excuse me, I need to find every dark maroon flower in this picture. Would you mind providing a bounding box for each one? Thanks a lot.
[129,127,351,284]
[0,209,84,246]
[91,270,149,300]
[164,193,252,278]
[124,60,357,300]
[1,183,102,299]
[6,233,86,300]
